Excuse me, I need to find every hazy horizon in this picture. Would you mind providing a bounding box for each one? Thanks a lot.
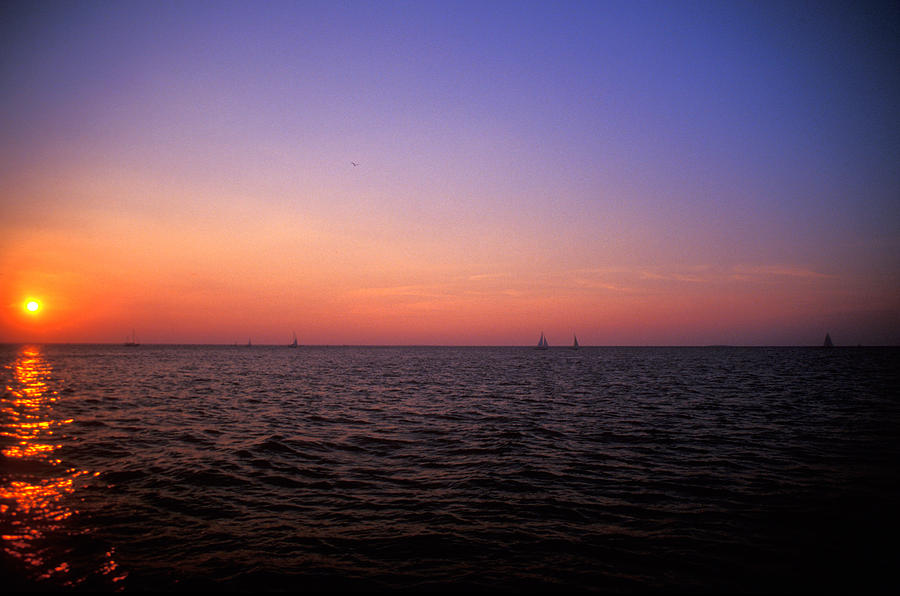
[1,339,888,348]
[3,1,898,346]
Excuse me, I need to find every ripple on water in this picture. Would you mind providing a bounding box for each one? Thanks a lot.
[1,345,898,592]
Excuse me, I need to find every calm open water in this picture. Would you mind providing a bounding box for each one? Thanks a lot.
[2,344,899,593]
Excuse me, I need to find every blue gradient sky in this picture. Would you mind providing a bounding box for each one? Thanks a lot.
[2,1,898,345]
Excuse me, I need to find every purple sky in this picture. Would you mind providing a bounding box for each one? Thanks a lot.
[2,1,898,345]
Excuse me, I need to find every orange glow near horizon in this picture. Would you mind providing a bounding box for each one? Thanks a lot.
[0,238,895,345]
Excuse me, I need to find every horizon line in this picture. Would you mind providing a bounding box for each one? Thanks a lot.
[0,342,890,348]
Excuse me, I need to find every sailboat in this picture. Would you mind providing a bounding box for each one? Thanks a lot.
[289,332,298,348]
[572,334,579,350]
[823,333,834,348]
[124,329,139,346]
[536,331,549,350]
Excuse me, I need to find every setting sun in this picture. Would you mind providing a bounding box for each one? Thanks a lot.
[25,300,40,313]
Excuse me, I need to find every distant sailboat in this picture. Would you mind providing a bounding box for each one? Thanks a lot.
[289,332,298,348]
[536,332,549,350]
[572,334,579,350]
[124,329,139,346]
[247,338,252,347]
[823,333,834,348]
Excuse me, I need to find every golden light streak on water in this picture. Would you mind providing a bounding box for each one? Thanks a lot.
[1,346,126,587]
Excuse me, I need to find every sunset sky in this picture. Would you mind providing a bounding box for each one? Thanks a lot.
[2,1,898,345]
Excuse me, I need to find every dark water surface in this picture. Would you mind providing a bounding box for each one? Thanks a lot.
[2,344,899,592]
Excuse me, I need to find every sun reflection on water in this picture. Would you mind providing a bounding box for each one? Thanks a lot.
[1,346,125,588]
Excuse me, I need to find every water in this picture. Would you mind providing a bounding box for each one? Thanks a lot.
[2,344,899,592]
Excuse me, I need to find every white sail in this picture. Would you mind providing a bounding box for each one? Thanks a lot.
[536,332,549,349]
[573,335,579,349]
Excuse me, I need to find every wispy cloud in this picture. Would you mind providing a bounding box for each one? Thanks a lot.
[730,265,832,280]
[349,285,446,299]
[467,272,511,281]
[559,263,833,292]
[340,262,836,320]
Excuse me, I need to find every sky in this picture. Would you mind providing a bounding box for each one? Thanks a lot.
[1,0,898,346]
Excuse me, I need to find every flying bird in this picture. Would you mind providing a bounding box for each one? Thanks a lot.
[351,161,359,166]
